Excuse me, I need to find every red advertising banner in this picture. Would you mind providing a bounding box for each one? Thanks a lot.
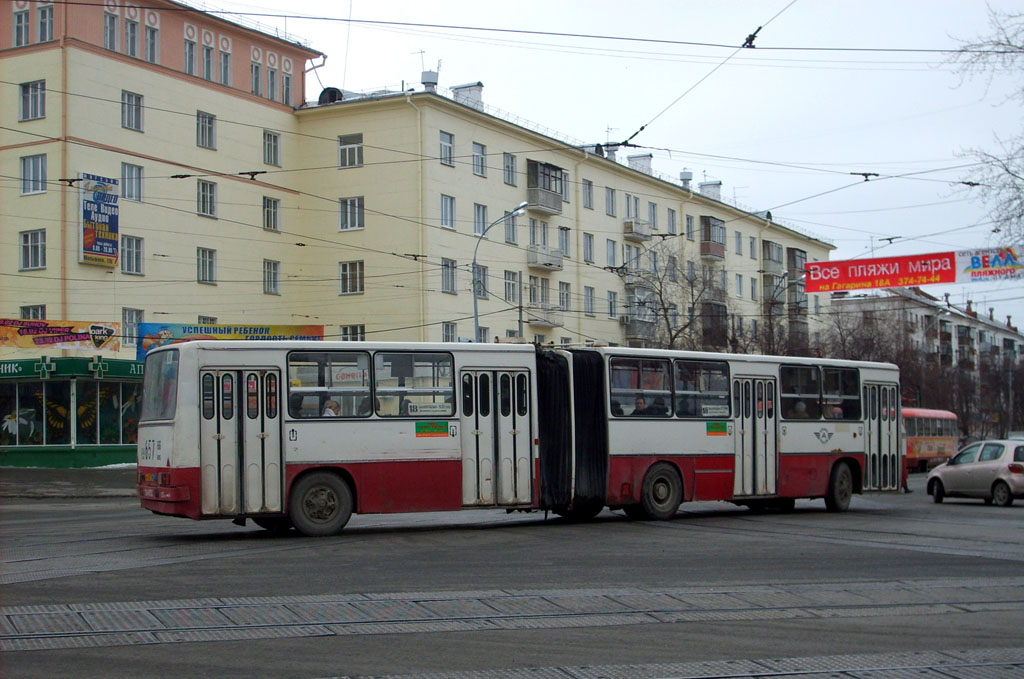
[805,252,957,293]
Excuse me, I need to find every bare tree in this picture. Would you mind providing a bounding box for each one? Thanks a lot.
[951,8,1024,241]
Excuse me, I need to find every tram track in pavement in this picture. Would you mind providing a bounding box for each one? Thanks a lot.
[3,577,1023,652]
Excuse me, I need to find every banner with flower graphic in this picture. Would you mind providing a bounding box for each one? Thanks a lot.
[0,319,121,352]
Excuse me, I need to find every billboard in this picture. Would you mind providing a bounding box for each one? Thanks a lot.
[805,248,1023,293]
[80,173,119,267]
[136,323,325,360]
[0,319,121,352]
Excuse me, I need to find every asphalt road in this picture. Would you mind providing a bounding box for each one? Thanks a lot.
[1,469,1022,679]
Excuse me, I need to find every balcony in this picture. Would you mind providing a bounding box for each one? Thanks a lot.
[704,286,727,303]
[622,271,645,288]
[624,315,655,341]
[623,219,652,242]
[761,259,784,275]
[527,187,562,215]
[700,241,725,260]
[527,244,565,271]
[526,303,564,328]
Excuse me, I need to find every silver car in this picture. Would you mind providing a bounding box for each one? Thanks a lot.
[927,439,1024,507]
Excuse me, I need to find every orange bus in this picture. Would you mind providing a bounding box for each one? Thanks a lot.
[903,407,958,472]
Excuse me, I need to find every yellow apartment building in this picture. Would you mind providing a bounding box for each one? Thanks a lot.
[1,0,832,464]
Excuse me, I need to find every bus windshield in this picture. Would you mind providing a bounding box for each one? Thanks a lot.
[140,349,179,421]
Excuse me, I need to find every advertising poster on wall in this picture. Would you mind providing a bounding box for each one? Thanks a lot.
[136,323,325,360]
[0,319,121,352]
[80,173,119,267]
[805,247,1023,293]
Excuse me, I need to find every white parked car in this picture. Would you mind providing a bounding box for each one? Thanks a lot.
[927,439,1024,507]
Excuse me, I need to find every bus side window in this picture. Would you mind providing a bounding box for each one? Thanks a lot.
[780,365,820,419]
[201,373,215,420]
[516,374,528,417]
[500,374,512,417]
[478,373,491,417]
[221,374,234,420]
[822,367,860,420]
[462,374,474,417]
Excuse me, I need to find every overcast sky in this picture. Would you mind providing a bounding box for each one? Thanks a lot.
[210,0,1024,326]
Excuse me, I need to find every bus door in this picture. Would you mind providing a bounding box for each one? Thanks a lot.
[864,383,899,491]
[459,370,532,507]
[199,369,283,516]
[733,377,778,496]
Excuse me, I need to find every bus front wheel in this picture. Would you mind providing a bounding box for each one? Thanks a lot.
[824,462,853,512]
[639,462,683,520]
[289,471,353,537]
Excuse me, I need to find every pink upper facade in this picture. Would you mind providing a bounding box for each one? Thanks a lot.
[1,0,321,108]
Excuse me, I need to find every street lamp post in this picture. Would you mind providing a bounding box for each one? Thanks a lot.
[473,201,528,342]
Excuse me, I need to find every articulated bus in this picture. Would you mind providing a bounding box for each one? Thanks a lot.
[137,341,902,536]
[902,407,958,472]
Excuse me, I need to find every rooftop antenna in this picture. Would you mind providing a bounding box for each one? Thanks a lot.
[414,50,425,70]
[605,126,617,143]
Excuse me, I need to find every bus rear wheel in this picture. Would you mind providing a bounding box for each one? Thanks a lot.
[824,462,853,512]
[289,471,353,537]
[639,462,683,520]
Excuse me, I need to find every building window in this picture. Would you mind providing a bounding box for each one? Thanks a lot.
[607,291,619,317]
[197,180,216,217]
[263,130,280,165]
[202,45,213,80]
[440,194,455,229]
[559,281,570,310]
[441,258,457,294]
[686,215,695,240]
[340,325,365,341]
[282,74,292,105]
[583,233,594,263]
[21,305,45,320]
[503,153,517,185]
[263,197,280,231]
[528,276,539,304]
[474,203,488,236]
[197,247,216,283]
[736,274,743,297]
[19,80,45,121]
[473,264,488,299]
[472,142,487,176]
[625,193,638,219]
[20,154,46,194]
[19,230,46,270]
[266,67,277,101]
[121,91,143,131]
[750,277,758,301]
[477,327,490,344]
[339,196,365,230]
[263,260,280,294]
[38,5,54,42]
[124,19,138,58]
[605,187,616,216]
[439,131,454,166]
[250,62,262,95]
[504,271,519,303]
[687,260,696,281]
[584,286,595,315]
[184,39,196,75]
[122,308,143,347]
[220,51,231,85]
[14,10,29,46]
[104,13,117,50]
[735,230,743,254]
[606,239,616,267]
[648,202,658,229]
[121,235,143,275]
[145,25,159,63]
[339,260,364,295]
[668,208,677,235]
[582,179,593,209]
[196,111,215,149]
[750,236,757,259]
[504,211,518,243]
[558,227,571,257]
[442,322,456,343]
[121,163,142,201]
[338,133,363,168]
[668,255,678,282]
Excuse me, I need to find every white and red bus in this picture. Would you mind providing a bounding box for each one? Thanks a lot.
[902,407,958,472]
[137,341,902,536]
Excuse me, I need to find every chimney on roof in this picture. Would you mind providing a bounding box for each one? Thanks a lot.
[990,307,995,320]
[627,153,653,175]
[451,81,484,110]
[966,300,973,314]
[699,180,722,201]
[680,169,693,190]
[605,143,618,162]
[421,70,438,92]
[1009,315,1013,327]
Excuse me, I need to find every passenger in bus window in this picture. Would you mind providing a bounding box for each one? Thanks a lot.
[322,400,340,417]
[632,396,647,416]
[649,397,668,417]
[610,400,624,417]
[787,401,810,419]
[358,396,379,416]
